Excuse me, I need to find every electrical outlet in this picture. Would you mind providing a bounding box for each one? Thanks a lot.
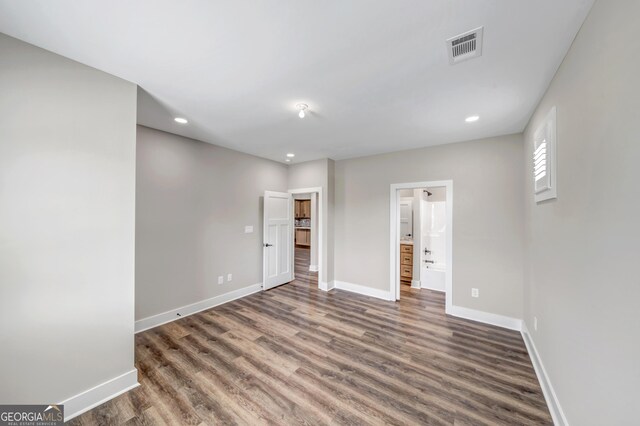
[217,276,224,285]
[244,225,253,233]
[471,288,479,298]
[534,317,538,331]
[227,273,233,282]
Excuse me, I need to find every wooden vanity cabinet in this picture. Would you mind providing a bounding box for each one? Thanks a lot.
[400,243,413,283]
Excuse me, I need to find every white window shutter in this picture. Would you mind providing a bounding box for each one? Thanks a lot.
[534,140,549,192]
[534,107,557,203]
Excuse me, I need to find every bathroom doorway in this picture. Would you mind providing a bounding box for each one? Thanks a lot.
[390,181,453,310]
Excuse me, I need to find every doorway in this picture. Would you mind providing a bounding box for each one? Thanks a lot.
[289,187,324,289]
[390,181,453,311]
[293,194,316,282]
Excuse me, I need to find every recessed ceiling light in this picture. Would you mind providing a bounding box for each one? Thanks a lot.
[465,115,480,123]
[285,159,291,162]
[296,103,308,119]
[286,153,295,158]
[174,117,188,124]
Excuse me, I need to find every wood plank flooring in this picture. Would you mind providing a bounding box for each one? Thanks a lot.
[70,247,551,425]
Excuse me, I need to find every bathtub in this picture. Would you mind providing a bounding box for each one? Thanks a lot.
[421,263,446,292]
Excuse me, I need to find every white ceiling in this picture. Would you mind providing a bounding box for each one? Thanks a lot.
[0,0,594,163]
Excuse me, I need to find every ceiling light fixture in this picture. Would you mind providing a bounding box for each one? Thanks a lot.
[174,117,188,124]
[296,103,308,119]
[285,159,291,162]
[286,153,295,158]
[465,115,480,123]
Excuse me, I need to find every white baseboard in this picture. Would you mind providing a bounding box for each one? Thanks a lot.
[61,369,139,422]
[309,264,319,272]
[521,324,567,426]
[319,280,335,291]
[411,280,421,288]
[333,280,395,301]
[447,305,522,331]
[135,283,262,333]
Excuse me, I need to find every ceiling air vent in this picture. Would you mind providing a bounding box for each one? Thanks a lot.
[447,27,483,64]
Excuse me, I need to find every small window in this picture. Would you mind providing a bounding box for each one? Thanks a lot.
[533,107,557,203]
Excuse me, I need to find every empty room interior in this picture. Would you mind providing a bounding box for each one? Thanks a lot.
[1,1,638,425]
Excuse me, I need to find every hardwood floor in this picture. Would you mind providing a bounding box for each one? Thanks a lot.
[70,247,551,425]
[293,245,316,283]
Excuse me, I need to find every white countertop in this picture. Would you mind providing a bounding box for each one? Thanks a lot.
[296,226,311,230]
[400,240,414,245]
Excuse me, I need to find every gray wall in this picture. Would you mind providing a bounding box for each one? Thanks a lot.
[136,126,288,320]
[523,1,639,424]
[0,34,137,403]
[334,135,525,318]
[287,158,335,283]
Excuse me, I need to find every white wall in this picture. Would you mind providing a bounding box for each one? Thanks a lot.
[334,134,525,318]
[135,126,288,321]
[523,1,640,424]
[0,34,137,408]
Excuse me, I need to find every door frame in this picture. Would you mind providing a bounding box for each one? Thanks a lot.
[288,187,324,289]
[389,180,453,312]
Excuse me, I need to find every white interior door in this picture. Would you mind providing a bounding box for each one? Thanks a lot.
[263,191,294,290]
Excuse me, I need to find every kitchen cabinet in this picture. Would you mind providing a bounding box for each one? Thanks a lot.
[295,200,311,219]
[295,228,311,246]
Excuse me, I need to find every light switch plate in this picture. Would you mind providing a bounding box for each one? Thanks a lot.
[471,288,479,298]
[227,273,233,282]
[244,225,253,233]
[217,276,224,285]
